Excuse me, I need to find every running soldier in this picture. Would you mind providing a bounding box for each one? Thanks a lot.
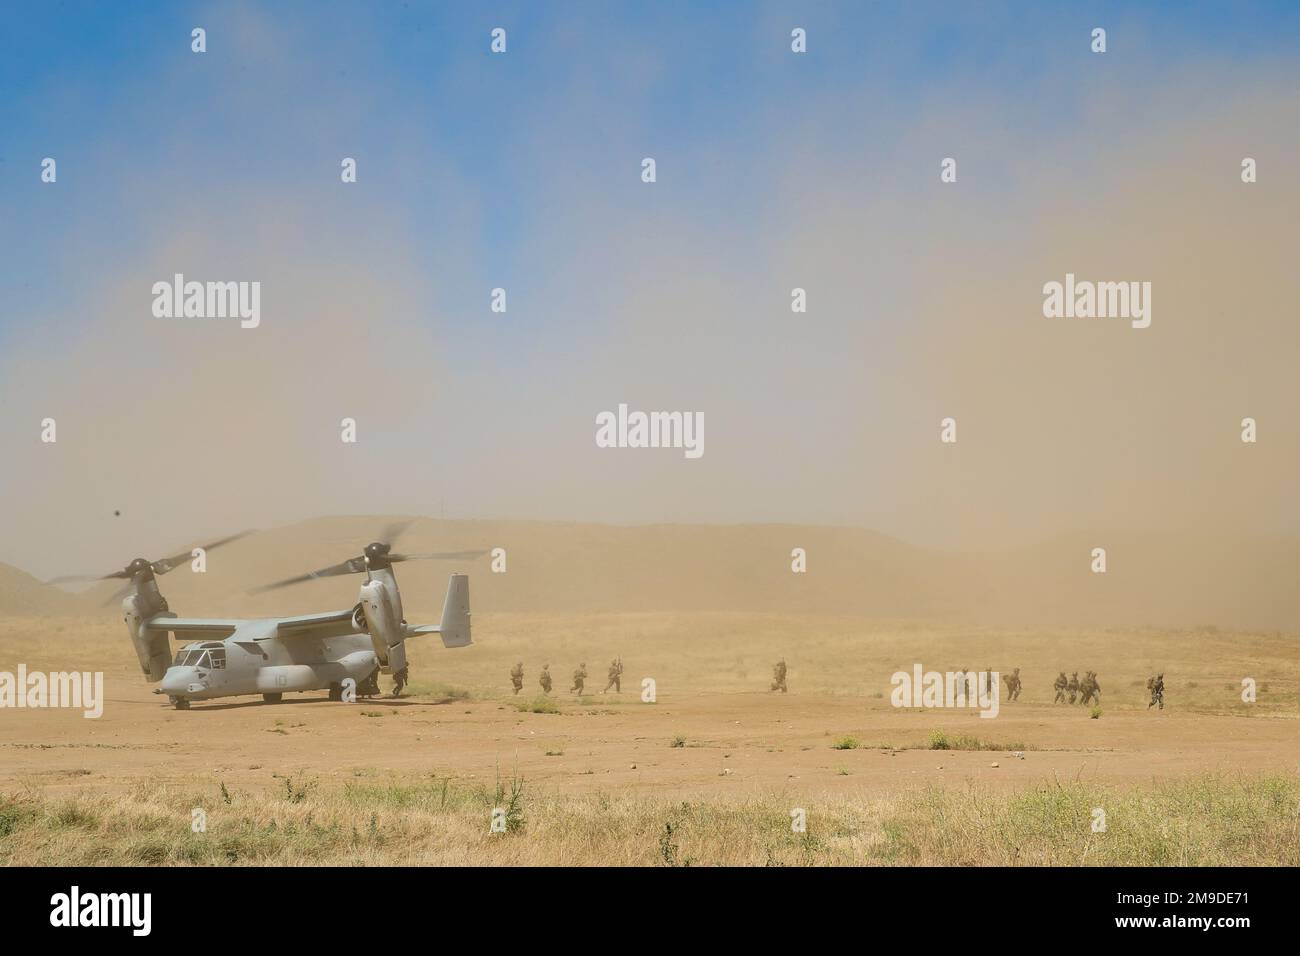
[1147,673,1164,710]
[570,662,588,695]
[1067,671,1080,704]
[1004,667,1022,701]
[539,663,552,694]
[770,659,788,693]
[1080,671,1101,706]
[1053,671,1068,703]
[509,661,524,695]
[604,657,624,693]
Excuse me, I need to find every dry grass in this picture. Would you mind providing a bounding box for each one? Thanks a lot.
[925,730,1029,751]
[3,611,1298,866]
[2,770,1297,866]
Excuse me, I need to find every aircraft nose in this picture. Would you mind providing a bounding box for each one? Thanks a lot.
[160,666,204,696]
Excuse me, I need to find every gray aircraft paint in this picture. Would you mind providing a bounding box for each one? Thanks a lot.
[135,571,471,707]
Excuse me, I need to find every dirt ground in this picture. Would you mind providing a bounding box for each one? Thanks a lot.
[3,612,1298,803]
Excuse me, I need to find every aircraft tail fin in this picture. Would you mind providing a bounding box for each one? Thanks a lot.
[437,573,471,648]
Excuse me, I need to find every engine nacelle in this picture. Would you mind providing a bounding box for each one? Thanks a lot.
[385,639,407,676]
[123,596,172,682]
[359,578,403,668]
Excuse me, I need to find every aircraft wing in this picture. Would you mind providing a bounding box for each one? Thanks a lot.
[144,611,359,642]
[145,617,242,637]
[275,609,358,639]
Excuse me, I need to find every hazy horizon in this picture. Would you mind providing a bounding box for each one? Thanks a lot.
[3,2,1298,584]
[2,514,1296,631]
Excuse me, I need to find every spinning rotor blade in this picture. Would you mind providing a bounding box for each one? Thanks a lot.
[46,572,124,584]
[151,530,255,575]
[250,555,369,594]
[47,530,255,586]
[388,550,489,563]
[48,566,137,583]
[250,521,482,594]
[379,518,417,545]
[102,580,135,607]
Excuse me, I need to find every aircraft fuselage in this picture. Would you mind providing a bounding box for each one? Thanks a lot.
[157,626,378,703]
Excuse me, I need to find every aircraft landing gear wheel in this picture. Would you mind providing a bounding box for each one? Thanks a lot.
[172,698,190,710]
[328,682,343,702]
[262,693,283,704]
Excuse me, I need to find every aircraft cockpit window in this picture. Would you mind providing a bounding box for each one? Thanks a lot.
[210,648,227,669]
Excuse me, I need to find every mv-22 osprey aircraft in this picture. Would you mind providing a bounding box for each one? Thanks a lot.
[53,524,484,709]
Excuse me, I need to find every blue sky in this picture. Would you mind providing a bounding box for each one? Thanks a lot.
[2,2,1299,570]
[5,0,1299,350]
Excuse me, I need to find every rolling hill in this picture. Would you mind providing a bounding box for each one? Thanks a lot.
[0,561,83,615]
[43,517,1300,631]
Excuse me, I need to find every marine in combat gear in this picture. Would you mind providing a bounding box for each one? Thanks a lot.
[571,662,588,695]
[1147,673,1164,710]
[604,657,624,693]
[509,661,524,695]
[1079,671,1101,706]
[391,664,409,698]
[1067,671,1080,704]
[770,659,788,693]
[539,663,552,693]
[1053,671,1068,703]
[1003,667,1022,701]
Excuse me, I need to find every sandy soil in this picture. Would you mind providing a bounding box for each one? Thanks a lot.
[3,611,1297,803]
